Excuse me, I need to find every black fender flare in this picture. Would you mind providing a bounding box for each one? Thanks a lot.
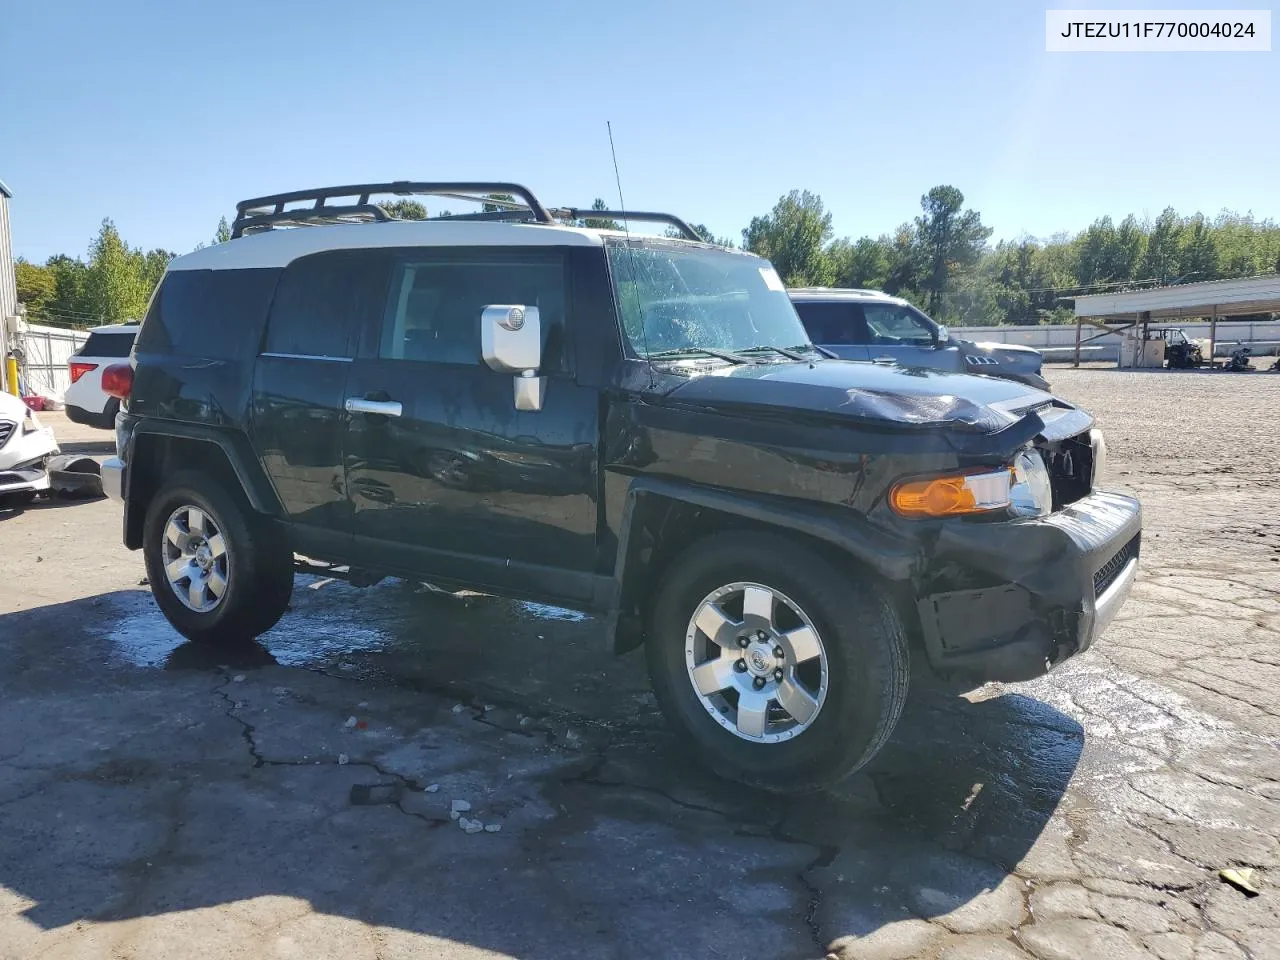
[123,422,282,548]
[603,475,918,653]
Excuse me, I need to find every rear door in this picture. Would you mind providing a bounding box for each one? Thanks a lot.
[790,301,870,360]
[249,250,391,557]
[342,247,601,604]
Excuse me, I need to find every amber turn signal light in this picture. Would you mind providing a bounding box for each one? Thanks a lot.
[889,470,1012,518]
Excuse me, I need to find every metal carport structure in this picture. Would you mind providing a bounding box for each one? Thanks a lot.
[1072,273,1280,366]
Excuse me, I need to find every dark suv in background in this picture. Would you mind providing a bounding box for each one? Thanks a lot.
[790,287,1049,389]
[101,181,1139,792]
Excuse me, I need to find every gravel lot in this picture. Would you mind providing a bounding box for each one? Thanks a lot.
[1,367,1278,960]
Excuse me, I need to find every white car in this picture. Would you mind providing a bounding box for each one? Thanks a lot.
[65,323,139,428]
[0,391,60,505]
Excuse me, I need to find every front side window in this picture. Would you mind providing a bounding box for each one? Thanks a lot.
[606,240,811,358]
[861,303,937,347]
[380,252,568,371]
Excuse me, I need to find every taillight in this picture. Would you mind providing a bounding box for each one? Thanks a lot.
[101,363,134,399]
[69,361,98,383]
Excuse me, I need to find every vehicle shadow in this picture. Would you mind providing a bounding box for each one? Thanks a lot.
[0,583,1082,957]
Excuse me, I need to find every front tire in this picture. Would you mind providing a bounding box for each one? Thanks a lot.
[143,470,293,644]
[646,532,909,793]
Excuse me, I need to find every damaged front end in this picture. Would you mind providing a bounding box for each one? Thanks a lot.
[913,404,1140,683]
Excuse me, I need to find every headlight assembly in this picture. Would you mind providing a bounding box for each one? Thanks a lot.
[1010,449,1053,517]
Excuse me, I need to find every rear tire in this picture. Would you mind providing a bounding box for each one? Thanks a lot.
[143,470,293,644]
[646,531,909,794]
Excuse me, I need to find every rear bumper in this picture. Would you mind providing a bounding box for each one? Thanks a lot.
[101,456,125,503]
[915,491,1141,683]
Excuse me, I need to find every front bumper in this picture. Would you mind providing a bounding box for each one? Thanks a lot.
[915,490,1141,683]
[0,462,51,495]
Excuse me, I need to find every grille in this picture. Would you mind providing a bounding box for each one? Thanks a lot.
[1094,534,1140,596]
[0,421,14,449]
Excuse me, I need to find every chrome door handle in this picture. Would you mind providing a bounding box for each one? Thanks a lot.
[345,397,403,417]
[872,356,896,363]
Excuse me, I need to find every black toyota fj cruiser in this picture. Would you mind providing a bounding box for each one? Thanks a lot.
[101,182,1141,792]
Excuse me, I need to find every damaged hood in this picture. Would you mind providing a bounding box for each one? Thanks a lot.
[662,359,1062,433]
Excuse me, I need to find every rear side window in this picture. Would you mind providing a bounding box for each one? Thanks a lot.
[78,331,136,358]
[264,250,391,359]
[136,268,280,359]
[793,301,866,345]
[380,250,569,372]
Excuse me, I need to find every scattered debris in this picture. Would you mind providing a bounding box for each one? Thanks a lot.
[459,817,484,834]
[138,577,149,586]
[484,704,496,712]
[337,753,349,766]
[358,701,369,708]
[1220,868,1261,897]
[451,799,472,814]
[484,823,502,833]
[451,704,466,714]
[232,675,245,683]
[425,783,440,793]
[356,720,367,730]
[344,716,358,728]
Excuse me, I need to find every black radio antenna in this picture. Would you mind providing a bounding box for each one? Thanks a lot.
[607,121,654,386]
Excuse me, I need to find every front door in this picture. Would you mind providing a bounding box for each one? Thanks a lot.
[860,302,952,369]
[342,247,601,606]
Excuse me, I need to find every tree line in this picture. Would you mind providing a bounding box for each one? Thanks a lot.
[14,189,1280,329]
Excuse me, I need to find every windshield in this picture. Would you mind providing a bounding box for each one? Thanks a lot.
[605,240,812,358]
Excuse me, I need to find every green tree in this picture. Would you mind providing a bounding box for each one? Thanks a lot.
[580,198,621,231]
[1180,215,1219,282]
[742,190,835,286]
[381,199,428,220]
[45,255,92,324]
[836,236,891,289]
[84,218,148,323]
[213,216,233,243]
[14,259,56,314]
[1141,207,1182,282]
[914,185,991,318]
[141,249,173,294]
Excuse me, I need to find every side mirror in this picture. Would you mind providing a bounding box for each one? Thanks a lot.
[935,324,949,346]
[481,305,545,411]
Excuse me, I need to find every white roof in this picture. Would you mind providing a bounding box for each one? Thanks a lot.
[788,286,902,302]
[1075,273,1280,320]
[87,323,140,334]
[170,219,612,272]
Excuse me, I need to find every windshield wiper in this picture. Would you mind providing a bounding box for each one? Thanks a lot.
[734,345,810,362]
[646,347,749,364]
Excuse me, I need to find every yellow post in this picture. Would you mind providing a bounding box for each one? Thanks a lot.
[3,356,18,396]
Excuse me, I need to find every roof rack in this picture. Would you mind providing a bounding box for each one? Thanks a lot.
[230,181,703,242]
[231,181,555,238]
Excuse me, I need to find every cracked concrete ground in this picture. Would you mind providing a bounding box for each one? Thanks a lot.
[1,368,1277,960]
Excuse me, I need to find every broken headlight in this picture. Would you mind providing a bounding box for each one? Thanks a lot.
[1089,428,1107,488]
[1010,448,1053,517]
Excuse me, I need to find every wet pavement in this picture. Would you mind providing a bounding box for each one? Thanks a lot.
[2,374,1279,960]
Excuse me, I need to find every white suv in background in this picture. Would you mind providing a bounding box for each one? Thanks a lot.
[65,324,139,428]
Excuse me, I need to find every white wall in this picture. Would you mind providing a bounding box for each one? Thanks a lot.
[951,319,1280,361]
[15,322,89,400]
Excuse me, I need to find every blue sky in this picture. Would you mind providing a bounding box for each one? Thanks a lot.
[2,0,1276,262]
